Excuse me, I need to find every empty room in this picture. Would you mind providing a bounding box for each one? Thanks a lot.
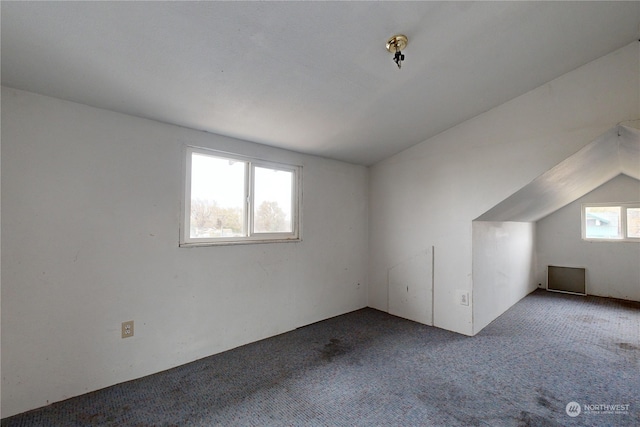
[1,2,639,426]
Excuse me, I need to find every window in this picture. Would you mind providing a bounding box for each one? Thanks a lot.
[582,203,640,242]
[181,146,301,246]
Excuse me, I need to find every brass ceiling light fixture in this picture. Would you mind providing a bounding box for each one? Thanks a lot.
[386,34,408,69]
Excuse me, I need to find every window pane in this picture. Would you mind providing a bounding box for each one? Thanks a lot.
[253,166,293,233]
[190,153,245,238]
[627,208,640,238]
[585,206,621,239]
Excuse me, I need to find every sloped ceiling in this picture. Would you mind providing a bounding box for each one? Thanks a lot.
[476,125,640,222]
[2,2,639,165]
[620,126,640,179]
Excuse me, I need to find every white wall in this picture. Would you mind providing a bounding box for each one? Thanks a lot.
[0,85,2,417]
[1,87,369,417]
[536,174,640,301]
[369,42,639,335]
[472,222,536,334]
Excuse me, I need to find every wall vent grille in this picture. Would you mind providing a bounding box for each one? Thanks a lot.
[547,265,586,295]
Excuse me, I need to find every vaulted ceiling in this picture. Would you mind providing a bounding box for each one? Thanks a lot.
[2,2,639,165]
[476,125,640,222]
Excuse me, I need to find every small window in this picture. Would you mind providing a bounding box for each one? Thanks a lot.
[181,147,301,246]
[582,203,640,242]
[627,207,640,238]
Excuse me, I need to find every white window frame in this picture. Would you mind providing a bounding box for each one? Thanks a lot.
[581,202,640,243]
[181,146,302,246]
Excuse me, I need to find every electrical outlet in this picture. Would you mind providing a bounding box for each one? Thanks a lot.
[461,293,469,306]
[456,290,470,306]
[122,320,134,338]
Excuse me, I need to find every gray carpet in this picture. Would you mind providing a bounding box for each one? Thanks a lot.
[2,289,639,426]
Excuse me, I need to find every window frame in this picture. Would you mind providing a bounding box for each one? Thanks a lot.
[181,146,302,247]
[581,202,640,243]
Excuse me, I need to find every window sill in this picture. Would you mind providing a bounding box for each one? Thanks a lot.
[582,238,640,243]
[179,237,301,247]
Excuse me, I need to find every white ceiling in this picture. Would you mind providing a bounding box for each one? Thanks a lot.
[2,1,639,165]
